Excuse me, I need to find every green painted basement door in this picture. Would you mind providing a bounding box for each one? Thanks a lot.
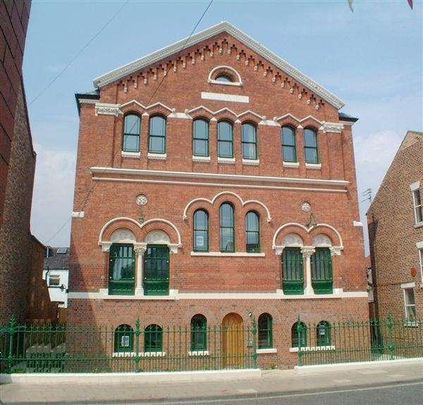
[143,245,169,295]
[109,244,135,295]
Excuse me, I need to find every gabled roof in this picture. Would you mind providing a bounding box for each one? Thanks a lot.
[94,21,344,109]
[367,130,423,214]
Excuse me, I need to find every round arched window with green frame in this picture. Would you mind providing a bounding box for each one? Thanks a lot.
[258,313,273,349]
[191,314,207,351]
[123,114,141,153]
[193,209,209,252]
[193,119,209,157]
[291,321,307,348]
[144,324,163,353]
[220,202,235,252]
[114,324,134,353]
[245,211,260,253]
[316,321,331,346]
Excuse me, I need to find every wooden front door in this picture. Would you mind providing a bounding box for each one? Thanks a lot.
[222,313,244,368]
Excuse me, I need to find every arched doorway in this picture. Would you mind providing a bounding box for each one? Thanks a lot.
[222,313,244,368]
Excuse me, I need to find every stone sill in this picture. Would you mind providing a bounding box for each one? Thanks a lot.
[218,157,235,164]
[305,163,322,170]
[192,156,211,162]
[147,153,167,160]
[242,159,260,166]
[191,252,265,257]
[283,161,299,168]
[121,151,140,159]
[256,348,277,354]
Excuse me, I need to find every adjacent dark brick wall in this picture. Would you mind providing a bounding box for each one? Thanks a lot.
[0,0,35,324]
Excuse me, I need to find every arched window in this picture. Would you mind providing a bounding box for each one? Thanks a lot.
[282,247,304,295]
[193,210,209,252]
[291,321,307,348]
[144,324,163,353]
[114,324,134,352]
[215,74,233,83]
[242,123,257,160]
[218,121,234,158]
[193,119,209,157]
[281,126,297,162]
[109,244,135,295]
[245,211,260,253]
[123,114,141,153]
[220,203,235,252]
[149,115,166,154]
[316,321,331,347]
[258,313,273,349]
[191,314,207,351]
[304,128,319,164]
[311,247,333,294]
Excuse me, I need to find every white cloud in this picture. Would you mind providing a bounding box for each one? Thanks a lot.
[31,143,76,246]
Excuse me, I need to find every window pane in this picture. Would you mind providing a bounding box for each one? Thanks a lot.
[194,210,208,252]
[220,204,234,227]
[258,314,272,349]
[124,134,139,152]
[193,139,208,157]
[283,146,296,162]
[218,122,233,141]
[242,143,255,160]
[220,228,234,252]
[150,116,166,136]
[215,75,232,82]
[304,128,317,147]
[149,136,165,154]
[305,147,318,164]
[246,212,259,231]
[219,141,233,158]
[193,119,209,140]
[242,124,256,143]
[282,127,295,146]
[124,114,141,135]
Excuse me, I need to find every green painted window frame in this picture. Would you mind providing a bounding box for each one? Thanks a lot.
[220,203,235,252]
[148,115,167,154]
[109,244,135,296]
[282,247,304,295]
[123,114,141,153]
[143,245,169,296]
[281,126,297,162]
[311,247,333,294]
[218,121,234,158]
[316,321,331,346]
[114,324,134,352]
[245,211,260,253]
[292,322,307,348]
[193,119,209,157]
[258,313,273,349]
[304,127,319,164]
[191,314,207,351]
[144,324,163,353]
[193,209,209,252]
[241,123,258,160]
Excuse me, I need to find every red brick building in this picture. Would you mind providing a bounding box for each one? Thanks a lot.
[69,22,368,367]
[0,0,37,324]
[368,131,423,322]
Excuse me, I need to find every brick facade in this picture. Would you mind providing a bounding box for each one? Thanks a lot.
[0,0,38,324]
[368,131,423,320]
[69,23,368,367]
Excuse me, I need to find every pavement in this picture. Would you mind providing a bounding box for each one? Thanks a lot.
[1,360,423,404]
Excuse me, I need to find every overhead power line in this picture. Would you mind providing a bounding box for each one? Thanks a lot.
[29,0,129,106]
[43,0,215,245]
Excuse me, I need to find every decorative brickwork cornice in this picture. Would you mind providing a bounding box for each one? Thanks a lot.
[93,22,344,110]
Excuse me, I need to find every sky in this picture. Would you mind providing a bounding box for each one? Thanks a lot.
[24,0,422,249]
